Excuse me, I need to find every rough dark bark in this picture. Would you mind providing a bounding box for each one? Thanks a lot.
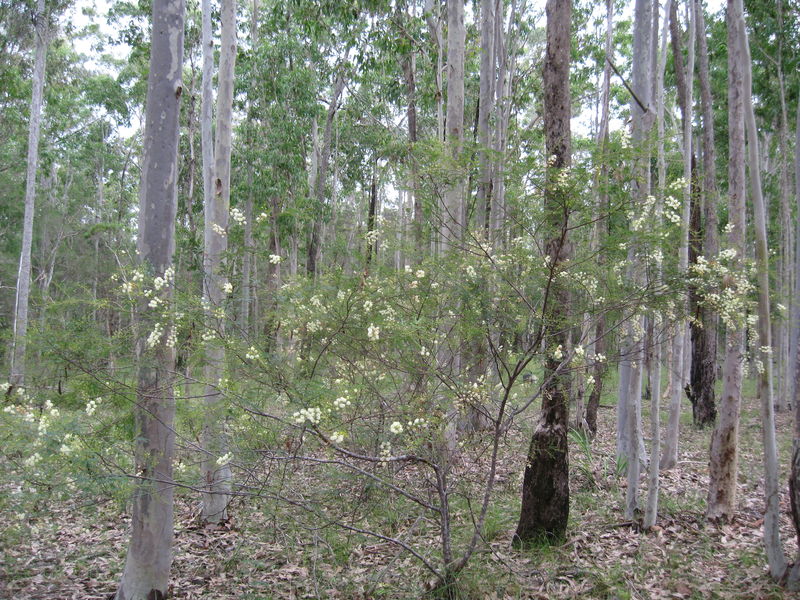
[365,160,378,271]
[514,0,571,546]
[686,151,716,427]
[687,0,718,429]
[585,319,605,436]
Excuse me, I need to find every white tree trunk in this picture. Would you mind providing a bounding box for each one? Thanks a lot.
[738,0,788,576]
[115,0,184,597]
[201,0,237,525]
[618,0,652,520]
[662,0,694,470]
[240,0,259,336]
[476,0,495,230]
[644,0,672,530]
[10,0,47,388]
[706,0,746,523]
[424,0,444,144]
[437,0,466,463]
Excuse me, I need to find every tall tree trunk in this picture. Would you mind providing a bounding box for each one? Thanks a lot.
[585,0,613,437]
[436,0,466,467]
[424,0,444,144]
[476,0,495,230]
[9,0,47,388]
[775,0,792,413]
[738,0,787,577]
[442,0,465,254]
[240,0,260,336]
[662,0,694,470]
[307,74,345,278]
[365,159,378,272]
[788,74,800,590]
[791,96,800,422]
[706,0,745,523]
[687,0,718,429]
[514,0,571,545]
[618,0,653,518]
[402,46,423,259]
[490,0,521,245]
[201,0,237,525]
[114,0,184,596]
[644,0,672,530]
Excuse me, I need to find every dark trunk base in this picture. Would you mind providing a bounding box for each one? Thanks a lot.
[585,319,606,436]
[513,422,569,546]
[789,439,800,546]
[688,319,716,428]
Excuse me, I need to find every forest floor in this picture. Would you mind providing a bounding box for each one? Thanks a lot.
[1,387,797,599]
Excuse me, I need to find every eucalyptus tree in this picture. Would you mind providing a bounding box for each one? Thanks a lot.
[200,0,237,525]
[114,0,185,596]
[514,0,572,545]
[616,0,652,518]
[662,0,694,470]
[435,0,466,462]
[307,71,345,278]
[645,0,672,530]
[240,0,260,334]
[706,0,746,522]
[686,0,719,429]
[476,0,495,229]
[584,0,613,437]
[738,0,787,577]
[791,72,800,589]
[9,0,48,388]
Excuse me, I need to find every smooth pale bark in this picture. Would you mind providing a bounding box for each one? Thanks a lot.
[476,0,495,230]
[617,0,652,519]
[644,0,672,530]
[662,0,694,470]
[585,0,613,437]
[687,0,719,428]
[514,0,571,545]
[442,0,465,252]
[424,0,444,144]
[490,0,521,244]
[706,0,745,523]
[10,0,47,388]
[200,0,214,233]
[738,0,787,577]
[307,74,345,277]
[402,47,423,257]
[201,0,237,524]
[789,82,800,590]
[775,0,792,413]
[240,0,259,335]
[435,0,466,467]
[114,1,184,597]
[490,0,507,241]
